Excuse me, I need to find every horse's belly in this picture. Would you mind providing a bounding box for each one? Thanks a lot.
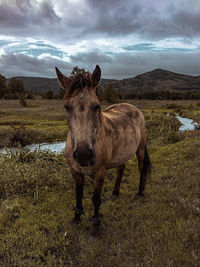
[106,143,138,169]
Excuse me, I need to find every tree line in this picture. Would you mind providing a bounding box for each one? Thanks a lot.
[1,67,200,104]
[118,89,200,100]
[0,67,119,103]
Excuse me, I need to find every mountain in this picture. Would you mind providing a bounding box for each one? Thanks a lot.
[5,77,116,94]
[113,69,200,92]
[5,69,200,94]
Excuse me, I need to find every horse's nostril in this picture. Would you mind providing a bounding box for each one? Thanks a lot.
[89,149,93,158]
[73,146,94,165]
[73,150,78,160]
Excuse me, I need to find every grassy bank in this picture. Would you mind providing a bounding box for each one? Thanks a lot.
[0,99,200,148]
[0,99,200,266]
[0,100,68,148]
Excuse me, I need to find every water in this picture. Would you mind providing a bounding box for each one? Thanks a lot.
[25,141,66,153]
[176,114,198,131]
[0,115,198,154]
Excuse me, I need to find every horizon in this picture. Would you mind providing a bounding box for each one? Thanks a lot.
[4,67,200,81]
[1,0,200,79]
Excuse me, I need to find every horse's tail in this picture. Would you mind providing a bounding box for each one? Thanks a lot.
[143,146,152,180]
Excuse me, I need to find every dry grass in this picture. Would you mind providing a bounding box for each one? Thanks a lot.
[0,100,67,148]
[0,99,200,266]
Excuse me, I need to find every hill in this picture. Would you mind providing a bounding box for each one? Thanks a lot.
[113,69,200,92]
[5,77,116,94]
[5,69,200,94]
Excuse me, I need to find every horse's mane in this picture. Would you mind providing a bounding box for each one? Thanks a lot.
[69,73,92,94]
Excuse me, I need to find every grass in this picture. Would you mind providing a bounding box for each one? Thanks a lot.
[0,99,200,266]
[0,100,68,148]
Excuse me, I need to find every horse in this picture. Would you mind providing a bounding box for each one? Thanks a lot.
[55,65,151,235]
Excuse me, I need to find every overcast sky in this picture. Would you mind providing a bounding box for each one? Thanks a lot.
[0,0,200,79]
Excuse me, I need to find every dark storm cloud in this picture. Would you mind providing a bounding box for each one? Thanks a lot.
[86,0,200,40]
[85,0,142,36]
[172,9,200,37]
[1,0,200,41]
[0,0,61,38]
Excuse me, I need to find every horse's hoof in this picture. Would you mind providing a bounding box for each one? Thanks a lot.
[111,194,119,200]
[71,217,81,225]
[72,207,84,215]
[90,225,101,238]
[88,214,103,226]
[135,192,145,199]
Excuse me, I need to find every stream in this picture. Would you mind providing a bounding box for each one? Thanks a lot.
[0,114,198,154]
[176,114,198,131]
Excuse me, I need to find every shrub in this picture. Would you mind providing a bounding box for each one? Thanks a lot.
[44,90,54,99]
[103,83,118,103]
[164,131,185,144]
[19,94,28,107]
[8,124,35,147]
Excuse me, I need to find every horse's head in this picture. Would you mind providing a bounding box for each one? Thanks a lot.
[55,65,101,167]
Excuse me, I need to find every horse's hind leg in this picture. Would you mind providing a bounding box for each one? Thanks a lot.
[136,144,151,196]
[112,164,125,197]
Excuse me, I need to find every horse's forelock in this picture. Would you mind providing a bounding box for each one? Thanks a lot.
[69,73,92,94]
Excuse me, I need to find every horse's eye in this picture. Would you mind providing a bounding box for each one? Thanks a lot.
[93,104,100,112]
[64,104,71,111]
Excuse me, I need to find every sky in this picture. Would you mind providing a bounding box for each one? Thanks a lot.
[0,0,200,79]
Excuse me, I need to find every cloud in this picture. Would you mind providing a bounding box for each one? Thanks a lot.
[85,0,200,40]
[70,49,113,64]
[0,0,61,40]
[1,0,200,41]
[1,49,200,79]
[0,0,200,78]
[123,43,155,51]
[0,53,73,77]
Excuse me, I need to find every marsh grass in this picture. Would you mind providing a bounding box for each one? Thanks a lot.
[0,131,200,266]
[0,99,200,266]
[0,100,68,148]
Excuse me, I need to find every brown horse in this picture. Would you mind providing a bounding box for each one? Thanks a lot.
[55,65,151,234]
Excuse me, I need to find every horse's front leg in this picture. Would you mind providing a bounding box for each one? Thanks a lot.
[90,168,105,233]
[71,169,84,223]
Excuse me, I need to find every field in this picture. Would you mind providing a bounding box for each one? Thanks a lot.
[0,99,200,266]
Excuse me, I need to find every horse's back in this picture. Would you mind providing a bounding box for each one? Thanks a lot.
[101,103,146,168]
[103,102,145,128]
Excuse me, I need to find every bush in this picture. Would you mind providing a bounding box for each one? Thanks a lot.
[164,131,185,144]
[26,93,34,99]
[103,83,118,103]
[19,94,28,107]
[43,90,54,99]
[8,124,37,147]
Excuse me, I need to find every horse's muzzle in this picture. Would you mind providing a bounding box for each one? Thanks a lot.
[73,144,95,167]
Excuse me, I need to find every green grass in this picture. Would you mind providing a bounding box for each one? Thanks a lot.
[0,100,68,148]
[0,99,200,266]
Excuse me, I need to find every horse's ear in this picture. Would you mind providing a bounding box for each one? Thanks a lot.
[55,67,70,90]
[91,65,101,87]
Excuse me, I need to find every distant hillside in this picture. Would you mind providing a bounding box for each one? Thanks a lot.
[6,77,116,94]
[5,69,200,94]
[6,77,59,94]
[113,69,200,92]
